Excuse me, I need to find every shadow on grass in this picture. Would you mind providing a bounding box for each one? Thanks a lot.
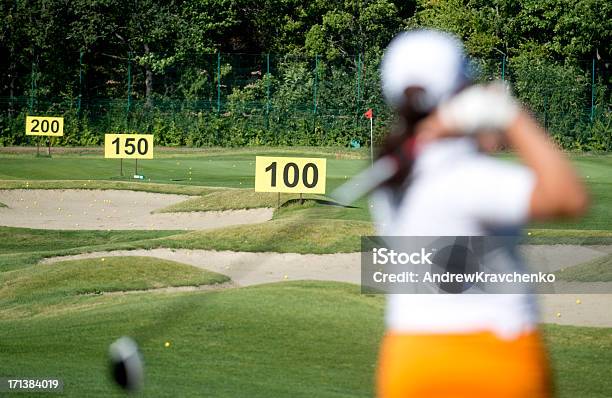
[281,198,360,209]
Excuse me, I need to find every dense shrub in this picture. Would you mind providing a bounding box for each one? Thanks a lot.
[1,55,609,150]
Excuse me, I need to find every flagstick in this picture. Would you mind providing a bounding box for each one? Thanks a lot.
[370,115,374,166]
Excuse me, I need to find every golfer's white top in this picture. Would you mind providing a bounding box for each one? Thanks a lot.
[371,138,538,340]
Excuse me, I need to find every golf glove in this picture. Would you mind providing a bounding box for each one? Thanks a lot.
[438,82,519,134]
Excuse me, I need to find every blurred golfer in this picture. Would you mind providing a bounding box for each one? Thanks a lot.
[372,30,588,398]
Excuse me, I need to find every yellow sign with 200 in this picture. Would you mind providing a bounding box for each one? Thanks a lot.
[25,116,64,136]
[255,156,326,194]
[104,134,154,159]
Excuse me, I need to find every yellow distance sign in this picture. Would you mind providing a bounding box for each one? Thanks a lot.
[255,156,326,194]
[25,116,64,136]
[104,134,154,159]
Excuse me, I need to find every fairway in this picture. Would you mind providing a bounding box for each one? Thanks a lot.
[1,149,611,230]
[0,148,611,397]
[0,147,368,190]
[2,280,612,398]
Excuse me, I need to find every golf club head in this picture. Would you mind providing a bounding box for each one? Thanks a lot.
[109,336,144,393]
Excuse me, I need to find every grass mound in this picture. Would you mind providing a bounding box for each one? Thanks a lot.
[144,218,374,254]
[555,253,612,282]
[0,256,229,305]
[156,190,313,212]
[0,227,183,273]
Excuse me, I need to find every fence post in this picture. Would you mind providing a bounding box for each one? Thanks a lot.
[313,54,319,139]
[355,53,362,133]
[590,58,595,123]
[313,54,319,115]
[29,61,36,114]
[266,53,270,130]
[77,50,83,116]
[501,54,506,81]
[30,60,39,155]
[216,52,221,113]
[543,93,548,130]
[126,51,132,130]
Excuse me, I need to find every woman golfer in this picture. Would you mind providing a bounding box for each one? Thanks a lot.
[372,30,588,398]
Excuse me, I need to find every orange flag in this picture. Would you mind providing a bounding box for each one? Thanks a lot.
[364,108,373,119]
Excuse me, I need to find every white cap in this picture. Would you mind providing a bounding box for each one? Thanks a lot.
[381,29,468,111]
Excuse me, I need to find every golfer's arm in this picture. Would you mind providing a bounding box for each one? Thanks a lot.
[505,112,589,220]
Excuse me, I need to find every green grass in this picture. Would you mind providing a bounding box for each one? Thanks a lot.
[1,150,610,232]
[556,253,612,282]
[0,148,368,190]
[543,323,612,398]
[0,256,229,308]
[0,201,6,207]
[0,144,478,255]
[524,229,612,245]
[156,190,318,212]
[138,218,374,254]
[0,148,610,397]
[0,145,371,159]
[0,227,183,272]
[145,199,373,254]
[0,279,610,397]
[0,179,219,195]
[0,148,612,258]
[526,153,612,231]
[0,281,384,397]
[0,227,181,254]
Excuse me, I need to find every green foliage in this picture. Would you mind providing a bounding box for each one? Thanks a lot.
[510,54,591,148]
[0,0,610,149]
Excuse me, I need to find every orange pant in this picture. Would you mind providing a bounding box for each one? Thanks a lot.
[377,330,552,398]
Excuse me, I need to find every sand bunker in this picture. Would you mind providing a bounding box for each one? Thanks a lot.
[0,189,273,230]
[3,188,610,327]
[42,246,612,328]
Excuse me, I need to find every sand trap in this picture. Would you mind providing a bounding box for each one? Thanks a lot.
[0,189,273,230]
[41,249,360,286]
[42,246,612,328]
[518,245,612,272]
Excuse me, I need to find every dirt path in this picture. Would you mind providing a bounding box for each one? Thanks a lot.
[0,189,272,230]
[42,246,612,328]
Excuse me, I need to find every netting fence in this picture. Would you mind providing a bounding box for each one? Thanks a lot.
[1,53,610,150]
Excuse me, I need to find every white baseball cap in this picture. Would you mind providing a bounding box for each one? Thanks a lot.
[381,29,469,111]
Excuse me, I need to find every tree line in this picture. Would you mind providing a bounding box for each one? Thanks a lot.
[1,0,610,149]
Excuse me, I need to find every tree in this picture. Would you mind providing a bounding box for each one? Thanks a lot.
[304,0,404,59]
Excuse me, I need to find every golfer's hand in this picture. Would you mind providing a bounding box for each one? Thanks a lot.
[438,82,520,134]
[415,82,521,146]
